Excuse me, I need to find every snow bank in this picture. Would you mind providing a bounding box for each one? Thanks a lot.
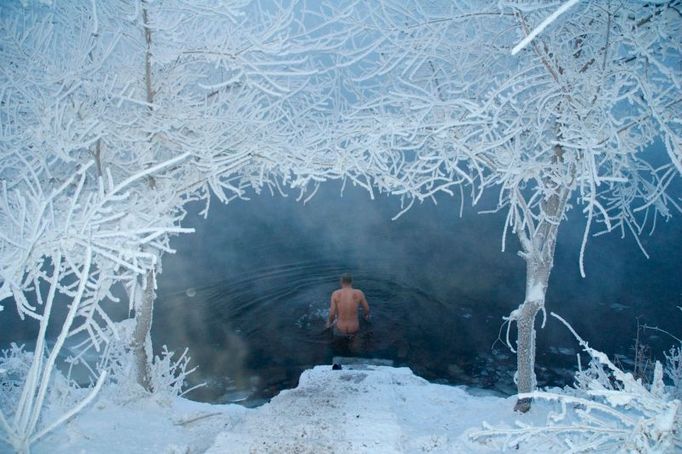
[207,365,550,453]
[30,394,247,454]
[19,364,555,453]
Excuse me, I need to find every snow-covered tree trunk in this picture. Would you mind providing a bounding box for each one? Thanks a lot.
[129,1,157,392]
[514,259,551,413]
[131,270,155,392]
[511,176,568,412]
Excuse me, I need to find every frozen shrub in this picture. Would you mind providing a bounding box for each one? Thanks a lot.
[0,344,34,415]
[95,320,138,393]
[664,344,682,450]
[150,346,203,402]
[0,343,87,452]
[92,319,202,402]
[665,344,682,399]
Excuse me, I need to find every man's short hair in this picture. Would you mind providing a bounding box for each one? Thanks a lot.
[340,273,352,285]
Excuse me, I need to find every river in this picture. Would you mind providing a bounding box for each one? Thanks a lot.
[153,183,682,405]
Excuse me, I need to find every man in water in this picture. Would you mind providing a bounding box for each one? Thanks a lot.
[326,273,370,336]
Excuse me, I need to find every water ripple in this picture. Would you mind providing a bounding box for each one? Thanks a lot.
[153,260,563,404]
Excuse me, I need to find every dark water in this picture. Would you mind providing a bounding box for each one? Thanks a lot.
[154,261,525,404]
[2,181,679,405]
[152,183,682,406]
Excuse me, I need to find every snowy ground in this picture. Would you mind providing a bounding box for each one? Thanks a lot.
[206,364,553,453]
[15,364,560,454]
[28,390,247,454]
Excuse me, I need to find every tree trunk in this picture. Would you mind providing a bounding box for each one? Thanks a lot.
[513,261,550,413]
[131,270,155,391]
[129,0,157,392]
[510,154,570,412]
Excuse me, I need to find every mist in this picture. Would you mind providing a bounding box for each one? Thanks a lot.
[2,174,678,402]
[149,179,682,402]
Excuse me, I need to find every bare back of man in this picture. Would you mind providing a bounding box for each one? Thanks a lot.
[327,274,370,336]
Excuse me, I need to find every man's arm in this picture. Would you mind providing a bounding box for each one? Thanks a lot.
[359,291,370,320]
[326,293,337,328]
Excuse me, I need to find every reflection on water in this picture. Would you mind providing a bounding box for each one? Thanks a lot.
[153,260,573,405]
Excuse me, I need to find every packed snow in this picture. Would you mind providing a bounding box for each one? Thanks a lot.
[20,364,554,454]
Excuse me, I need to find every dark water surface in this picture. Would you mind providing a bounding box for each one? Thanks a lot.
[1,182,679,405]
[1,181,680,404]
[153,184,682,405]
[155,262,520,404]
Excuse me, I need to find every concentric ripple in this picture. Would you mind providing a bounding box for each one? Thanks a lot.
[152,259,535,405]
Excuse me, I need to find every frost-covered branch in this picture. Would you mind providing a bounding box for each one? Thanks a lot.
[323,0,681,406]
[511,0,581,55]
[470,312,680,452]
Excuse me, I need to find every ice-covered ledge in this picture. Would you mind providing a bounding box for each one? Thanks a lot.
[207,364,544,453]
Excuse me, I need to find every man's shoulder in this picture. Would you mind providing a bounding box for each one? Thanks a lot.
[352,289,365,297]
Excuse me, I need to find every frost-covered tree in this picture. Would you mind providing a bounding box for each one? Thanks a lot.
[0,0,372,450]
[327,0,681,411]
[2,6,680,453]
[0,156,189,452]
[470,313,681,452]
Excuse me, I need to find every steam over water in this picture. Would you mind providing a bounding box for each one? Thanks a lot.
[0,183,679,406]
[155,260,527,405]
[152,185,682,406]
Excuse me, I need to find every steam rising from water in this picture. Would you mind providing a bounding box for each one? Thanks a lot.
[152,184,681,405]
[2,184,679,405]
[154,260,525,404]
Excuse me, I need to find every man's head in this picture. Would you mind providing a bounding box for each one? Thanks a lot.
[340,273,352,286]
